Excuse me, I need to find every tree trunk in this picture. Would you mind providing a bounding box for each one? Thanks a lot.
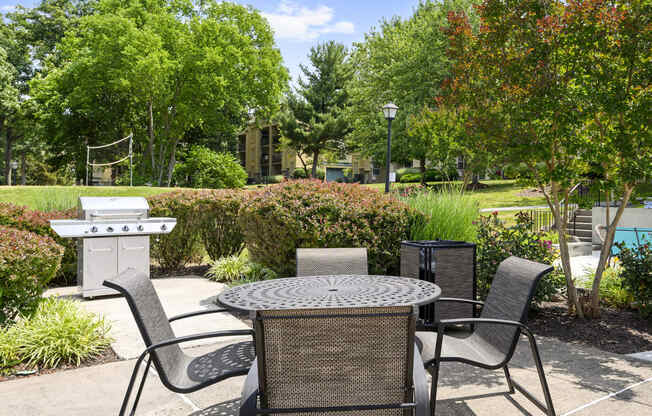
[20,152,26,185]
[165,137,180,187]
[311,150,320,179]
[419,158,426,185]
[4,126,13,186]
[589,184,634,318]
[297,152,309,178]
[147,100,156,180]
[461,169,472,193]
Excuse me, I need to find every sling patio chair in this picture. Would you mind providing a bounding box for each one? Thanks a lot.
[239,306,430,416]
[103,269,256,416]
[416,256,556,416]
[296,247,368,276]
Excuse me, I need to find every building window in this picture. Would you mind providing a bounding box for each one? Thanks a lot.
[238,135,246,168]
[457,156,465,170]
[271,126,282,175]
[260,127,270,177]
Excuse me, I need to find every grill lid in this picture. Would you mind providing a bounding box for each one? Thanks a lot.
[78,197,149,220]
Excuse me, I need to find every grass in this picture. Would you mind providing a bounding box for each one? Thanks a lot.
[403,187,479,242]
[0,186,174,211]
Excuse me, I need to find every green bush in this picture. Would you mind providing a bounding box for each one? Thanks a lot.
[292,167,325,180]
[194,190,247,261]
[399,168,459,183]
[475,212,564,304]
[399,173,423,183]
[174,146,247,189]
[148,191,203,270]
[1,298,112,370]
[616,240,652,317]
[0,203,77,285]
[238,180,422,276]
[0,226,64,324]
[580,267,634,309]
[396,167,421,181]
[262,175,286,184]
[403,188,479,242]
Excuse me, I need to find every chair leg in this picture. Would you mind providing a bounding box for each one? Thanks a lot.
[119,354,152,416]
[509,334,556,416]
[129,357,152,416]
[504,365,515,394]
[430,362,440,416]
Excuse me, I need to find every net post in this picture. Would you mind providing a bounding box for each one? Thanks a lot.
[129,133,133,187]
[86,146,90,186]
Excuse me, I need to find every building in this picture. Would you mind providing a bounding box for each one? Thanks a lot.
[238,123,297,181]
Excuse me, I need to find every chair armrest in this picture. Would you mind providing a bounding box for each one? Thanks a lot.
[437,318,529,334]
[436,297,484,307]
[168,308,229,323]
[145,329,254,353]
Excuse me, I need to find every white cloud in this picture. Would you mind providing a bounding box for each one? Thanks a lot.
[0,5,16,12]
[262,1,355,41]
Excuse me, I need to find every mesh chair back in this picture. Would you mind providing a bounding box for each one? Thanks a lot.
[104,269,184,381]
[296,248,368,276]
[475,257,553,359]
[255,306,415,415]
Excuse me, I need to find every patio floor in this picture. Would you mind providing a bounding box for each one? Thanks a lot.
[1,277,650,415]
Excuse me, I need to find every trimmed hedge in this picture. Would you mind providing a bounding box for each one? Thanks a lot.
[0,226,64,324]
[194,189,248,261]
[0,203,76,285]
[148,191,203,270]
[238,180,423,276]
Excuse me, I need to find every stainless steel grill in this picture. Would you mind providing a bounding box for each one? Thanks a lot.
[50,197,176,298]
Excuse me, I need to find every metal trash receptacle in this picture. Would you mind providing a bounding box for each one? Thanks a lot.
[400,240,476,328]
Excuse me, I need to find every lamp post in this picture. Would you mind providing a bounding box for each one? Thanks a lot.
[382,102,399,193]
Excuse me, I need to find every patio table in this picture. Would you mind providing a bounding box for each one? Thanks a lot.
[218,274,441,314]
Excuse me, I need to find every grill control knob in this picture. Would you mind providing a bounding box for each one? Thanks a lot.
[160,224,167,231]
[90,226,98,233]
[137,225,144,232]
[106,226,114,233]
[122,225,129,232]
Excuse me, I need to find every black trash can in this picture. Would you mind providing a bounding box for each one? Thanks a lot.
[400,240,476,328]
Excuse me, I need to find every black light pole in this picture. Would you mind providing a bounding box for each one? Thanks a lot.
[382,103,399,193]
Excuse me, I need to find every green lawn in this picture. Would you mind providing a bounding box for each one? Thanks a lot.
[365,180,547,210]
[0,186,173,211]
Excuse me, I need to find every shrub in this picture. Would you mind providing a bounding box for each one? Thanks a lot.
[396,167,421,181]
[475,212,564,304]
[194,190,247,261]
[262,175,286,184]
[0,203,77,285]
[292,167,325,180]
[399,173,423,183]
[0,226,64,324]
[580,267,633,309]
[616,240,652,317]
[0,326,21,372]
[206,253,277,284]
[238,180,422,276]
[174,146,247,189]
[399,168,459,183]
[148,191,203,270]
[6,298,112,369]
[403,188,479,242]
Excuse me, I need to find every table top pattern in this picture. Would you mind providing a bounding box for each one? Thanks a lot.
[218,274,441,312]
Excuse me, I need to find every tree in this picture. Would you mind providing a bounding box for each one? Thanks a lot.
[278,41,352,178]
[30,0,288,186]
[446,0,651,318]
[346,0,477,171]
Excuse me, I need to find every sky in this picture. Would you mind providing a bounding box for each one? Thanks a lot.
[0,0,422,84]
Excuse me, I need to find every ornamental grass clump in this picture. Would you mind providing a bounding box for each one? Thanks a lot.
[238,180,423,276]
[403,187,479,242]
[3,298,112,370]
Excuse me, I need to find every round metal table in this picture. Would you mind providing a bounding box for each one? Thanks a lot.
[218,274,441,313]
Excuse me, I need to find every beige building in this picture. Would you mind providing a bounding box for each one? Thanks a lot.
[238,123,297,180]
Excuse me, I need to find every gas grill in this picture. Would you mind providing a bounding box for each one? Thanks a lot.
[50,197,176,298]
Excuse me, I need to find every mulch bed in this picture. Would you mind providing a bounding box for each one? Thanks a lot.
[528,301,652,355]
[0,347,119,383]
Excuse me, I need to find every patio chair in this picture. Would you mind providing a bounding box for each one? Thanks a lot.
[416,256,555,416]
[239,306,430,416]
[296,247,368,276]
[103,269,256,416]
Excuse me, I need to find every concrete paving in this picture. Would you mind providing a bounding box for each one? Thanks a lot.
[43,276,250,359]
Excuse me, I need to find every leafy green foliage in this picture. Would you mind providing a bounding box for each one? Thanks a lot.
[238,180,422,277]
[475,212,564,304]
[403,188,478,242]
[580,267,633,310]
[148,191,203,270]
[174,146,247,189]
[0,226,64,324]
[616,240,652,317]
[399,167,459,183]
[1,298,112,370]
[194,190,247,261]
[206,252,276,284]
